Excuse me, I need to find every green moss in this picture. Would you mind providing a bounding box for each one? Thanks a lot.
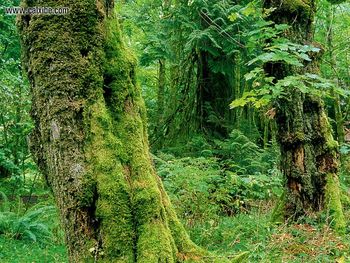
[319,112,339,152]
[78,173,97,207]
[86,99,135,262]
[325,173,346,234]
[137,222,176,263]
[84,10,180,262]
[294,131,305,142]
[282,0,311,13]
[102,18,138,115]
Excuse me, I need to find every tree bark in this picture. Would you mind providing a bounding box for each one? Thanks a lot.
[264,0,345,232]
[19,0,208,261]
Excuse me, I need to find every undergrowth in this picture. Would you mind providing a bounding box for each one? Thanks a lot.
[155,130,282,220]
[0,132,349,262]
[187,205,349,262]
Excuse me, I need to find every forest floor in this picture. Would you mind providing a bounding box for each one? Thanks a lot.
[188,201,350,262]
[1,147,349,262]
[0,200,349,262]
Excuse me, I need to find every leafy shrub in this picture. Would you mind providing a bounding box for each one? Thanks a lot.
[154,130,282,221]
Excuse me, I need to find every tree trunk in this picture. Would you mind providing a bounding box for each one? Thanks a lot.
[19,0,208,261]
[196,50,232,137]
[264,0,345,232]
[157,59,166,127]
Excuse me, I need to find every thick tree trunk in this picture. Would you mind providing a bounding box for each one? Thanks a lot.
[19,0,208,261]
[264,0,345,231]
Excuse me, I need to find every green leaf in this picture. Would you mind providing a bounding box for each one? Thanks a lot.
[241,3,256,17]
[230,97,248,108]
[229,12,241,22]
[244,68,263,81]
[275,24,290,31]
[295,52,311,61]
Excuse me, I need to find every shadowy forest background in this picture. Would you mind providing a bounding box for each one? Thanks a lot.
[1,0,350,262]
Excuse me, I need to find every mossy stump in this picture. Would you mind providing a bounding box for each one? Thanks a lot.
[264,0,345,233]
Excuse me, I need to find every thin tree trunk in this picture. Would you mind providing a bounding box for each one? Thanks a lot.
[234,54,242,127]
[157,59,166,125]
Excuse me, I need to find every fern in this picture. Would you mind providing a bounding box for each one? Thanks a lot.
[0,193,57,244]
[0,191,9,212]
[154,136,282,219]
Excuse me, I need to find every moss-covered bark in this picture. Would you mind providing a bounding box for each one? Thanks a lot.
[264,0,345,232]
[18,1,234,262]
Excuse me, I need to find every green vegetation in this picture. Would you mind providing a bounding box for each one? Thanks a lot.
[1,0,350,262]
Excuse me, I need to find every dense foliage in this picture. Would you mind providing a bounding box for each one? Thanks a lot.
[1,0,350,262]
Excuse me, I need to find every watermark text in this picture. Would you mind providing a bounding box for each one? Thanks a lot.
[4,6,69,15]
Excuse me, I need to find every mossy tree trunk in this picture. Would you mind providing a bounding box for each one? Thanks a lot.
[19,0,209,261]
[264,0,345,231]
